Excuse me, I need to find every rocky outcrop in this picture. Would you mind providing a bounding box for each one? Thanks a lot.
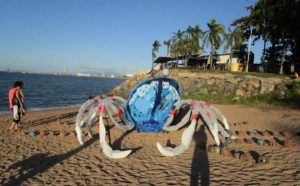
[111,69,298,99]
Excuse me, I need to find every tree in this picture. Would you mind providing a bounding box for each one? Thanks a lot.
[186,25,203,52]
[232,0,300,74]
[163,40,172,56]
[181,25,203,67]
[223,26,243,70]
[169,26,204,67]
[170,30,185,66]
[203,19,225,69]
[263,39,292,73]
[152,40,161,67]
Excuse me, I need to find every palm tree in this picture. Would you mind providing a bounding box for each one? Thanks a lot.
[186,26,194,39]
[186,25,203,52]
[203,19,225,69]
[223,26,243,70]
[180,25,204,67]
[163,40,172,56]
[192,25,203,51]
[172,29,184,42]
[152,40,161,67]
[171,30,185,66]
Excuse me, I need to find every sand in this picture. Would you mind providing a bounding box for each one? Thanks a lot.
[0,105,300,185]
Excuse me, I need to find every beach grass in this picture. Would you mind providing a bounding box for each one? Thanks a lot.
[177,68,289,79]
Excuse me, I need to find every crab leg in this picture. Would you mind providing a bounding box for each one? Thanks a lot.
[208,105,229,130]
[196,101,220,146]
[75,97,100,145]
[156,110,198,157]
[163,100,192,131]
[85,105,99,137]
[98,105,132,159]
[106,98,134,131]
[206,104,236,139]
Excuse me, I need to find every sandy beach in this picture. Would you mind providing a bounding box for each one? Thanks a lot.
[0,105,300,185]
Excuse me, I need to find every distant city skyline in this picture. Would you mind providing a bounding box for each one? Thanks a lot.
[0,0,261,74]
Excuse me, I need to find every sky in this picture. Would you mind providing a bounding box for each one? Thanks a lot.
[0,0,261,74]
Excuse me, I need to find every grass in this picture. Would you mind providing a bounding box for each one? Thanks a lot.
[183,82,300,109]
[183,93,236,105]
[174,68,289,78]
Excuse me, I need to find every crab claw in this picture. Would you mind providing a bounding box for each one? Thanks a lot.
[99,116,132,159]
[156,119,197,157]
[211,127,221,146]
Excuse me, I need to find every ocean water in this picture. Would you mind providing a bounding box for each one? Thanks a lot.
[0,72,125,114]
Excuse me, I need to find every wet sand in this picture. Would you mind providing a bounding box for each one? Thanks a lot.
[0,105,300,185]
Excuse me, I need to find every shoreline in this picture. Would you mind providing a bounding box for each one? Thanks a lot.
[0,105,80,116]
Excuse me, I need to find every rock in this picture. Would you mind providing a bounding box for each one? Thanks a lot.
[39,130,46,137]
[235,89,244,97]
[282,131,294,137]
[225,78,239,84]
[207,78,216,85]
[260,80,276,94]
[244,138,253,144]
[246,79,260,88]
[198,87,208,94]
[284,140,296,148]
[221,148,230,157]
[240,153,253,162]
[224,73,235,79]
[257,155,270,164]
[234,76,244,82]
[224,82,237,96]
[269,138,279,147]
[239,82,247,89]
[234,139,242,144]
[246,84,254,92]
[59,130,65,137]
[233,151,240,158]
[215,81,225,92]
[274,83,288,99]
[129,81,137,89]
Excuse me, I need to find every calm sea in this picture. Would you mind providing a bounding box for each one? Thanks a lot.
[0,72,125,114]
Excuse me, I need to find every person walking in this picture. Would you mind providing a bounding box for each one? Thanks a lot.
[8,81,26,130]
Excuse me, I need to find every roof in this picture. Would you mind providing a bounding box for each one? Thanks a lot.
[153,56,175,64]
[154,53,235,64]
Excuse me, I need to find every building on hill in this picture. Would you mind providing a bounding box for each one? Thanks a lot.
[153,52,253,72]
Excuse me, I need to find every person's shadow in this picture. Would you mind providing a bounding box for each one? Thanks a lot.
[1,135,98,186]
[190,124,210,186]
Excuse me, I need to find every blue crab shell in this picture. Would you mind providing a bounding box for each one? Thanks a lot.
[124,76,182,132]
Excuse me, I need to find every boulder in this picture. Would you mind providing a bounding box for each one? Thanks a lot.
[246,84,254,92]
[235,89,245,97]
[207,78,216,85]
[246,79,261,88]
[260,80,276,94]
[224,82,237,96]
[197,87,209,94]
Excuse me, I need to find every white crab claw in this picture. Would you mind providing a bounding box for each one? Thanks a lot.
[211,128,221,146]
[99,116,132,159]
[75,114,85,145]
[75,124,84,145]
[156,119,196,157]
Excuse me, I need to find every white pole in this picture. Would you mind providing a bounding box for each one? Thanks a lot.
[246,27,252,72]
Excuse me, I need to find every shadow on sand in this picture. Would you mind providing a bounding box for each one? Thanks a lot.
[22,111,78,129]
[2,134,98,186]
[190,125,210,186]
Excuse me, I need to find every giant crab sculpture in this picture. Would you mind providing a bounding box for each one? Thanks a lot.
[75,69,236,159]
